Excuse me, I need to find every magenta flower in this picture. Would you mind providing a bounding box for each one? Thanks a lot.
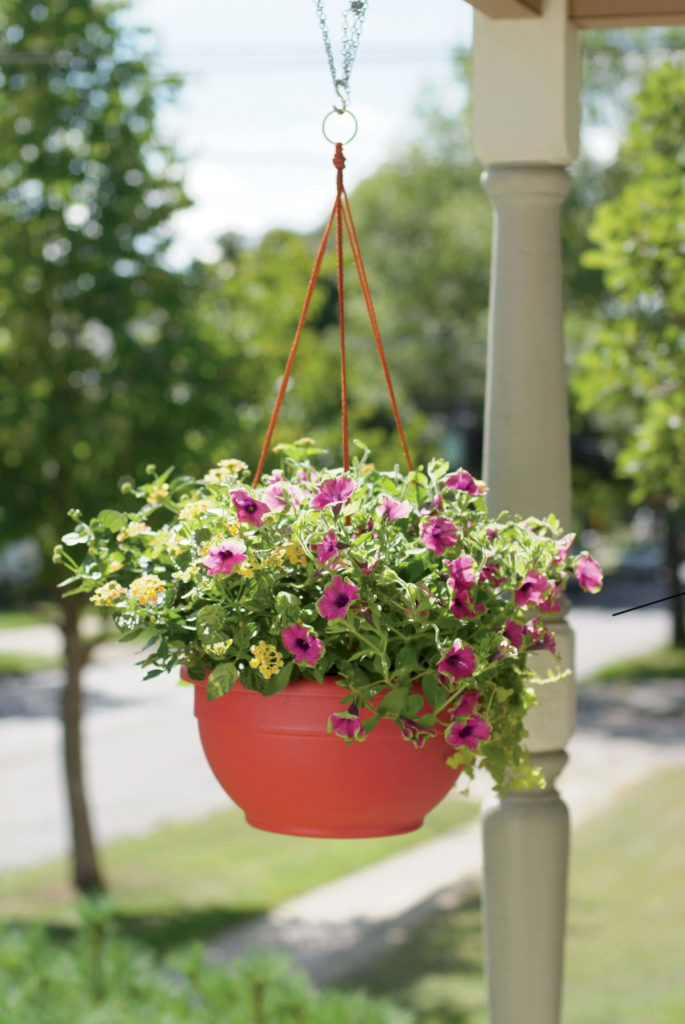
[450,589,485,619]
[538,583,562,614]
[314,530,341,565]
[514,570,552,608]
[444,469,484,495]
[377,495,412,520]
[230,488,270,527]
[310,476,356,510]
[480,561,506,586]
[554,532,576,563]
[317,576,359,620]
[486,525,499,540]
[446,554,475,590]
[281,623,324,666]
[420,516,458,555]
[329,709,364,740]
[503,619,524,649]
[450,690,481,718]
[400,717,436,748]
[202,539,247,576]
[263,483,287,512]
[447,714,491,751]
[575,554,603,594]
[437,640,477,679]
[524,618,557,654]
[420,494,443,514]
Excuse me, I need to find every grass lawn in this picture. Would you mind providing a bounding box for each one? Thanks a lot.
[0,651,61,675]
[340,766,685,1024]
[590,644,685,683]
[0,793,478,952]
[0,606,54,629]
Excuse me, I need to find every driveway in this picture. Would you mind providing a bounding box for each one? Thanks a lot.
[0,593,675,874]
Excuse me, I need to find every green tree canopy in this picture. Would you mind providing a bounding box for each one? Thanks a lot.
[573,63,685,507]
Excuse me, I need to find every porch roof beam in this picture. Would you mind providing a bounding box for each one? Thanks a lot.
[464,0,685,28]
[465,0,542,18]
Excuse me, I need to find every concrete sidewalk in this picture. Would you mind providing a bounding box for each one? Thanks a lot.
[204,680,685,985]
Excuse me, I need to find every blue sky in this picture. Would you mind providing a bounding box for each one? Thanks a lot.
[127,1,474,263]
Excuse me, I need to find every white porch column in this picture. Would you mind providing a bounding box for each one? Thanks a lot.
[471,3,581,1023]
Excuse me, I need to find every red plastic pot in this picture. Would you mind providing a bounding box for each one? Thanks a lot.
[186,671,460,838]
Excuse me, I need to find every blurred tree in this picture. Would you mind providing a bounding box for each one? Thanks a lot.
[0,0,239,891]
[339,103,491,472]
[572,63,685,643]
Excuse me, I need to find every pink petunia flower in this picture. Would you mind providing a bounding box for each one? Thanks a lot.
[437,639,477,679]
[202,539,247,576]
[400,717,436,748]
[450,589,485,619]
[420,494,443,514]
[314,530,341,565]
[230,488,270,527]
[317,576,360,620]
[445,554,475,590]
[329,709,364,740]
[514,570,553,608]
[503,619,524,649]
[281,623,325,666]
[444,469,485,495]
[447,714,491,751]
[263,483,287,512]
[575,554,603,594]
[377,495,412,520]
[450,690,481,719]
[310,476,356,510]
[480,561,507,586]
[554,532,576,563]
[538,583,562,614]
[523,618,557,654]
[420,516,458,555]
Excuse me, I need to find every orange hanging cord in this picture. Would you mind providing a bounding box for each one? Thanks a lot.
[252,142,413,486]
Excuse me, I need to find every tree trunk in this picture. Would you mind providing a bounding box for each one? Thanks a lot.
[665,508,685,648]
[61,594,105,893]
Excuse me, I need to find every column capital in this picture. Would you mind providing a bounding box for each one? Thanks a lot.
[472,0,581,166]
[481,165,572,205]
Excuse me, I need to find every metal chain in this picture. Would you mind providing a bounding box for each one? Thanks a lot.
[313,0,369,110]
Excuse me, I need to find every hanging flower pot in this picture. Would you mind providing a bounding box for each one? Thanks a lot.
[56,442,604,839]
[186,669,459,837]
[55,135,604,837]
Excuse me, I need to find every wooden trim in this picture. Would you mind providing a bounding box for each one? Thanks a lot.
[570,0,685,27]
[463,0,542,18]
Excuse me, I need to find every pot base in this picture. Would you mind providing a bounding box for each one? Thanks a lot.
[243,815,426,839]
[191,673,459,839]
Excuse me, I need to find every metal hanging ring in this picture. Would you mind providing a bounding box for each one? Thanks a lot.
[322,107,358,145]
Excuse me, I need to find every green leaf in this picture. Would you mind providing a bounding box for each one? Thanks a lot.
[61,531,87,547]
[377,686,410,716]
[197,604,227,638]
[422,675,444,712]
[98,509,128,533]
[207,662,238,699]
[258,661,293,696]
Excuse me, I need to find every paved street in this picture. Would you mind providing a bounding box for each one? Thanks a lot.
[0,591,676,874]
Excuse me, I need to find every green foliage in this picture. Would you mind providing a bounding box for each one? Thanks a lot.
[0,918,414,1023]
[342,767,685,1024]
[0,0,238,572]
[56,442,603,792]
[347,135,491,456]
[572,63,685,507]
